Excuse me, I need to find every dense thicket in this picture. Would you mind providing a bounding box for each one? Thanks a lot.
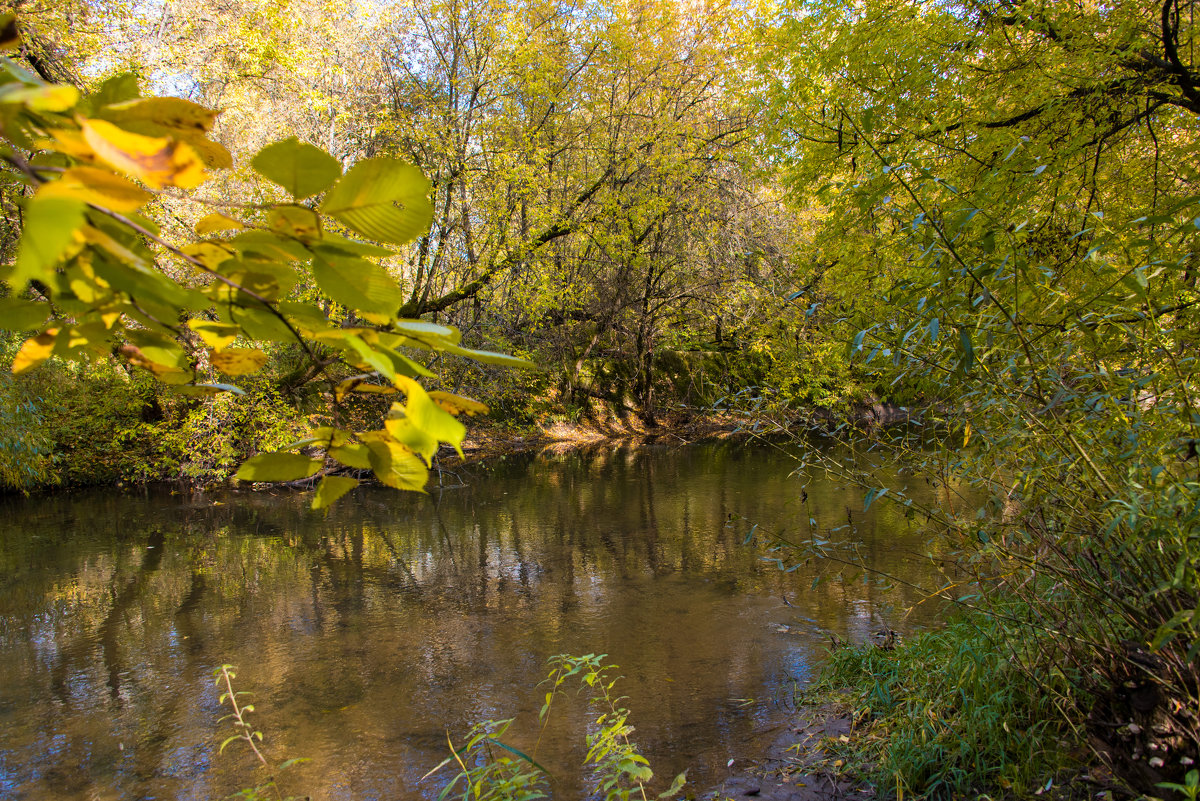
[759,0,1200,795]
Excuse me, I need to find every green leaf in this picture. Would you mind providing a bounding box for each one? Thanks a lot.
[225,306,297,343]
[658,771,688,798]
[85,72,140,112]
[863,486,888,512]
[231,229,312,263]
[235,453,322,482]
[313,476,359,509]
[279,301,334,335]
[269,204,321,241]
[218,258,299,301]
[397,376,467,457]
[11,196,85,287]
[438,343,537,369]
[313,234,396,259]
[311,254,405,318]
[329,443,373,469]
[1121,268,1149,301]
[90,251,209,312]
[319,158,433,245]
[365,439,428,492]
[252,136,342,200]
[482,738,553,777]
[958,328,974,372]
[384,416,439,464]
[392,319,462,343]
[126,328,189,370]
[0,297,50,330]
[378,345,436,378]
[342,335,397,382]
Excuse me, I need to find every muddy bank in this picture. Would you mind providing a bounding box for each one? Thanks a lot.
[698,703,873,801]
[450,399,919,465]
[451,410,761,462]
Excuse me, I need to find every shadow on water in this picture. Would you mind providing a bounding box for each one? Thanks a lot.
[0,441,959,800]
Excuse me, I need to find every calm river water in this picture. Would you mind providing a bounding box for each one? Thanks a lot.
[0,441,954,800]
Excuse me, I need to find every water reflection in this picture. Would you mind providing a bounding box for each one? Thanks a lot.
[0,442,956,800]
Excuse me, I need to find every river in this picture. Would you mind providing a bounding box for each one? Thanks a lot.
[0,441,954,800]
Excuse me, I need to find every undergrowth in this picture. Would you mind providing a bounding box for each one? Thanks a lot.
[810,614,1085,799]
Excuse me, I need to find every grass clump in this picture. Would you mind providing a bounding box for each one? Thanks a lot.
[812,615,1084,799]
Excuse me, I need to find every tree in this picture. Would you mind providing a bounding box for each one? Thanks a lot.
[0,14,530,507]
[369,0,769,421]
[759,0,1200,792]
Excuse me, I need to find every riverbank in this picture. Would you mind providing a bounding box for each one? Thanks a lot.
[452,409,761,463]
[452,399,921,465]
[699,702,871,801]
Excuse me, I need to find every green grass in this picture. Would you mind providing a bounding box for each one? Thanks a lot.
[809,614,1086,799]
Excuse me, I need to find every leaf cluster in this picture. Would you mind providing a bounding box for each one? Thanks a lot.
[0,15,533,507]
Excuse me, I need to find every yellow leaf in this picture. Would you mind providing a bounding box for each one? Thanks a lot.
[67,260,111,305]
[394,375,466,458]
[80,118,207,189]
[329,443,372,469]
[181,241,236,270]
[99,97,219,134]
[313,476,359,510]
[335,374,399,402]
[117,343,193,382]
[39,167,152,212]
[189,320,240,351]
[210,348,268,375]
[428,391,488,417]
[12,329,59,374]
[0,83,79,112]
[269,205,321,240]
[95,98,232,168]
[39,129,99,164]
[78,225,151,270]
[384,415,438,464]
[195,213,245,236]
[365,438,428,492]
[65,320,110,352]
[181,136,233,170]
